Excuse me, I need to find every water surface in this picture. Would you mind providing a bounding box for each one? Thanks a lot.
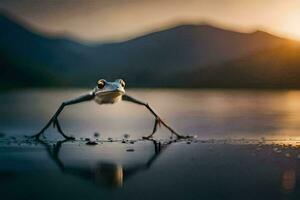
[1,89,300,139]
[1,89,300,200]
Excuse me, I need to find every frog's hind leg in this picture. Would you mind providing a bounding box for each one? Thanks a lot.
[122,94,189,139]
[53,119,75,140]
[142,117,161,139]
[31,93,94,140]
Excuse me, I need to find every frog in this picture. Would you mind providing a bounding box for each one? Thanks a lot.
[32,79,188,140]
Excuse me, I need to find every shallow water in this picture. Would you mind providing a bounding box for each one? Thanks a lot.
[2,89,300,200]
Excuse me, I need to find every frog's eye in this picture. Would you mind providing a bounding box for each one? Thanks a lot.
[119,79,126,87]
[97,79,105,89]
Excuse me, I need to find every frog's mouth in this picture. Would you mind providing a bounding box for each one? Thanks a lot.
[100,90,125,97]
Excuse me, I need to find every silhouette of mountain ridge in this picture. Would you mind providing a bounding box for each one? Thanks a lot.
[0,12,298,88]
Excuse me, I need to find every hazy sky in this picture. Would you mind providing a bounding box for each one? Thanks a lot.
[0,0,300,42]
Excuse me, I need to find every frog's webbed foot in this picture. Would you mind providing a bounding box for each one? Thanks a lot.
[30,116,56,140]
[32,117,74,140]
[53,119,75,140]
[176,134,192,139]
[122,94,189,139]
[143,117,161,139]
[30,93,94,140]
[32,117,75,140]
[142,135,153,140]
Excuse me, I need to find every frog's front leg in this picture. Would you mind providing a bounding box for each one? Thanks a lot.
[31,93,95,140]
[122,94,188,139]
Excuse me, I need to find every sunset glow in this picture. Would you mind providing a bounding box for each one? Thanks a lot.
[0,0,300,42]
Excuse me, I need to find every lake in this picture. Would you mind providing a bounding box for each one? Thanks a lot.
[1,89,300,139]
[1,89,300,200]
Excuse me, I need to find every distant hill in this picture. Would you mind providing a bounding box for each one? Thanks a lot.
[0,12,299,89]
[185,44,300,88]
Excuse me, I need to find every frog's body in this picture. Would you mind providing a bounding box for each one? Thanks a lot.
[32,79,188,140]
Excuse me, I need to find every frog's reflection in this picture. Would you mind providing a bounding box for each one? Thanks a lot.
[281,168,296,194]
[37,139,171,188]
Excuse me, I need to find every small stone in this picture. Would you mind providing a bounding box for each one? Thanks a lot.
[123,134,130,139]
[126,148,134,152]
[285,153,291,158]
[94,132,100,138]
[85,138,90,141]
[186,141,191,144]
[86,141,98,145]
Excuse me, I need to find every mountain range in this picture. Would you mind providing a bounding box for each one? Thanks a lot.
[1,12,300,89]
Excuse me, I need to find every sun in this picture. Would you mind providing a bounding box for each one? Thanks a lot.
[277,12,300,41]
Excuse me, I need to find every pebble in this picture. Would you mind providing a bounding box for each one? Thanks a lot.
[86,141,98,145]
[94,132,100,138]
[126,148,134,152]
[123,134,130,139]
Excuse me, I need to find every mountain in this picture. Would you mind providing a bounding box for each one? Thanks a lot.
[185,43,300,88]
[0,13,95,86]
[0,12,299,88]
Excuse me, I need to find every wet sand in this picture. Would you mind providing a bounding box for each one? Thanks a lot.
[1,137,300,200]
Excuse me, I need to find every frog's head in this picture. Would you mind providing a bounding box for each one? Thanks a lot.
[95,79,126,96]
